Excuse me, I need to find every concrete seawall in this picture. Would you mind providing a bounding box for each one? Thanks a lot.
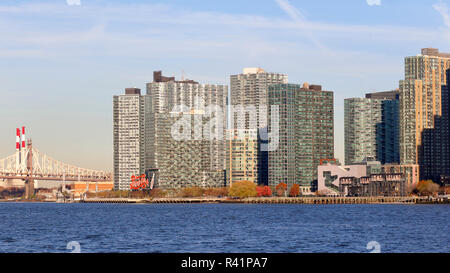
[78,196,449,204]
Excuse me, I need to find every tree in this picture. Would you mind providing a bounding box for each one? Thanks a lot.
[256,186,272,197]
[445,186,450,195]
[150,188,166,198]
[415,180,440,196]
[289,184,300,197]
[229,181,257,198]
[275,183,288,197]
[204,187,229,197]
[180,187,204,198]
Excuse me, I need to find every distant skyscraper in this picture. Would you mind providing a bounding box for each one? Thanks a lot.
[345,90,399,165]
[399,48,450,165]
[146,71,228,189]
[113,88,150,190]
[230,68,288,185]
[268,83,334,194]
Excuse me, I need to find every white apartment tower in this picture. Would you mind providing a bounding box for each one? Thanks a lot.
[230,68,288,131]
[113,88,150,190]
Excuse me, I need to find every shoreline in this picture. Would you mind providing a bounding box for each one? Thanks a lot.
[1,196,449,204]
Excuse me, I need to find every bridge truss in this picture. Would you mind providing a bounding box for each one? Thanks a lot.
[0,145,111,182]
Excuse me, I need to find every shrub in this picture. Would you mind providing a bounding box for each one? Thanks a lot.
[415,180,440,196]
[315,190,330,197]
[0,187,25,199]
[150,188,167,198]
[229,181,257,198]
[289,184,300,197]
[180,187,204,198]
[204,187,229,197]
[445,186,450,195]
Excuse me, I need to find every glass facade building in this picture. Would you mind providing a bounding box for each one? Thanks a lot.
[268,83,334,194]
[344,90,399,165]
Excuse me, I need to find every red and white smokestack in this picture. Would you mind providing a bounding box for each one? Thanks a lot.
[21,127,26,149]
[16,128,21,167]
[16,128,21,151]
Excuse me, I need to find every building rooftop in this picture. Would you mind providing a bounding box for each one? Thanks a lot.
[243,67,266,74]
[153,70,198,84]
[365,90,399,100]
[300,83,322,91]
[420,48,450,58]
[125,87,141,95]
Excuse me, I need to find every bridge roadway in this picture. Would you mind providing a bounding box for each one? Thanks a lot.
[0,175,110,182]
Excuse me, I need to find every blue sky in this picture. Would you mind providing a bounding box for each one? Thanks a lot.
[1,0,450,171]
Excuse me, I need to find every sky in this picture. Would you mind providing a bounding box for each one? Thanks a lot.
[1,0,450,171]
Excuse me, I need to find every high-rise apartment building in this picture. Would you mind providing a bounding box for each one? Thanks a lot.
[345,98,382,165]
[226,129,258,185]
[345,90,399,165]
[268,83,334,194]
[230,68,288,185]
[419,69,450,182]
[146,71,228,189]
[399,48,450,165]
[113,88,150,190]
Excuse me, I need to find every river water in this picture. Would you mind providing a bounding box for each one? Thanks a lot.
[0,203,448,253]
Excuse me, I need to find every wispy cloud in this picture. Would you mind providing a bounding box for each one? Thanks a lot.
[433,1,450,28]
[0,2,446,62]
[275,0,328,52]
[67,0,81,6]
[366,0,381,7]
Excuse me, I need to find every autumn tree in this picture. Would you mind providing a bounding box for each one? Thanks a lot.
[275,183,288,197]
[415,180,440,196]
[180,187,204,198]
[289,184,300,197]
[445,186,450,195]
[204,187,229,197]
[149,188,167,198]
[256,186,272,197]
[229,181,257,198]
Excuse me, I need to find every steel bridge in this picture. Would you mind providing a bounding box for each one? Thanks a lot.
[0,139,111,196]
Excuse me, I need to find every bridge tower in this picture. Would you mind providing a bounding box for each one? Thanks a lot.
[25,139,34,198]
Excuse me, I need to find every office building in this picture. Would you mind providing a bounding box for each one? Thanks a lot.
[113,88,150,190]
[399,48,450,165]
[318,160,406,197]
[269,83,334,194]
